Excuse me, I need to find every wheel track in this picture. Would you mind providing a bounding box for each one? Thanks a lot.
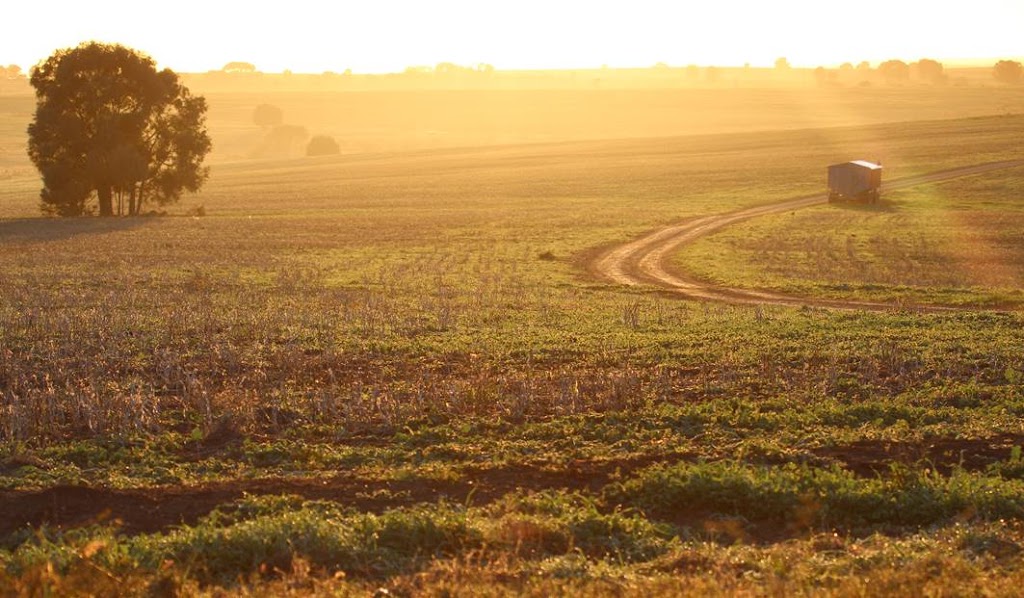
[593,160,1024,311]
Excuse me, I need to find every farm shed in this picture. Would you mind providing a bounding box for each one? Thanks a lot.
[827,160,882,203]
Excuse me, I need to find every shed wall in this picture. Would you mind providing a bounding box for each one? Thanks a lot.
[828,163,880,198]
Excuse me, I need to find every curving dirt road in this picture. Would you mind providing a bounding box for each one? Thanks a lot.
[593,160,1024,311]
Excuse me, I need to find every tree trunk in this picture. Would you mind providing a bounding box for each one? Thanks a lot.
[97,185,113,217]
[136,182,146,215]
[129,186,138,216]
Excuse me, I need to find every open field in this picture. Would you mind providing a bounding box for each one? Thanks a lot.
[1,88,1024,595]
[2,85,1024,170]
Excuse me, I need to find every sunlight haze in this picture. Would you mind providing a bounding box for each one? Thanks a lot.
[5,0,1024,591]
[3,0,1023,72]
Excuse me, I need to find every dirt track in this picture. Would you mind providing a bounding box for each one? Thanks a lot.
[594,160,1024,311]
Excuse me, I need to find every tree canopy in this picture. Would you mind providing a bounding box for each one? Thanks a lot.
[993,60,1023,85]
[223,61,257,74]
[306,135,340,157]
[27,43,211,216]
[255,124,308,158]
[913,59,944,84]
[253,104,284,128]
[877,60,910,84]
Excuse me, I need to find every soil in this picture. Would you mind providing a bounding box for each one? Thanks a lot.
[814,433,1024,476]
[0,453,686,537]
[3,432,1021,537]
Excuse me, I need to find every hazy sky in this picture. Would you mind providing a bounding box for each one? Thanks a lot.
[3,1,1022,73]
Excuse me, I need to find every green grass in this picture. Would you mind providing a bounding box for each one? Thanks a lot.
[612,461,1024,528]
[4,480,1024,595]
[675,166,1024,307]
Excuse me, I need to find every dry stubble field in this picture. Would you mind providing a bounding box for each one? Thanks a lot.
[1,86,1024,595]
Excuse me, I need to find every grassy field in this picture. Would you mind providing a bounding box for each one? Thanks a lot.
[674,166,1024,307]
[1,88,1024,595]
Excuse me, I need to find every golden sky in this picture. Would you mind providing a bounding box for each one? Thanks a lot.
[3,0,1022,73]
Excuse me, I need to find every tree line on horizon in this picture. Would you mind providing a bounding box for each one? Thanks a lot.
[5,57,1022,87]
[200,57,1024,86]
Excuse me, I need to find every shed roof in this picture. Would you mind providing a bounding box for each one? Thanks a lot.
[848,160,883,170]
[828,161,883,171]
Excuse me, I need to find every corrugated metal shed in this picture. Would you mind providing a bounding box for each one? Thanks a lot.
[827,161,882,202]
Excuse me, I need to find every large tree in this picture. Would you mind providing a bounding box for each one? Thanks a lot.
[27,42,212,216]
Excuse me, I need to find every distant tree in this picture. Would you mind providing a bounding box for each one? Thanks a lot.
[813,66,829,86]
[856,61,872,72]
[256,124,308,157]
[913,58,945,84]
[774,57,791,70]
[222,61,256,74]
[705,66,720,84]
[435,62,461,75]
[5,65,21,79]
[686,64,700,81]
[839,62,854,72]
[252,103,284,128]
[877,59,910,84]
[306,135,340,156]
[993,60,1023,84]
[27,42,211,217]
[432,62,495,77]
